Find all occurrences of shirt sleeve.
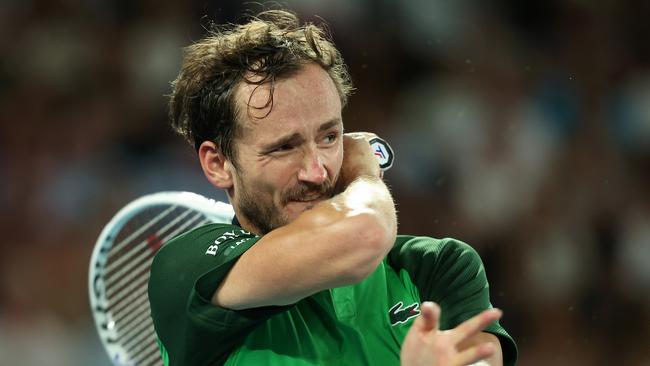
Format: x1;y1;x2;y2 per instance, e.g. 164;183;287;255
388;236;518;366
148;223;291;366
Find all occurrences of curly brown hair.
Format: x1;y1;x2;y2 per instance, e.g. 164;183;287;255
168;9;353;164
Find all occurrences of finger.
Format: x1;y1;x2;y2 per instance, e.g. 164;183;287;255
415;301;439;332
344;132;376;141
454;342;496;366
409;306;426;332
451;308;502;344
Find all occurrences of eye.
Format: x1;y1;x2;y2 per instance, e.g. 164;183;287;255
273;144;294;153
323;132;339;144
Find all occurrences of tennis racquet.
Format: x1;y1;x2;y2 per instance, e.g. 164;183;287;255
88;138;394;365
88;192;235;366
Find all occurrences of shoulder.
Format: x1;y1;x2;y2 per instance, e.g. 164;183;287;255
392;235;481;263
148;222;260;311
389;235;486;293
147;224;267;365
150;223;260;291
153;223;257;264
160;223;255;251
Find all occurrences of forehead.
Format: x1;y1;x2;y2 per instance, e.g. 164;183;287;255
233;63;343;142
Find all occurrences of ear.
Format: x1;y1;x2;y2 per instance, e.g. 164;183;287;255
198;141;234;189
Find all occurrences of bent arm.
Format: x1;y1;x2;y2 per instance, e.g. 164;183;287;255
213;174;397;309
389;237;518;365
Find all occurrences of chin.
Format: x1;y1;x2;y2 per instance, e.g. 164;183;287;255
284;207;305;222
284;201;317;221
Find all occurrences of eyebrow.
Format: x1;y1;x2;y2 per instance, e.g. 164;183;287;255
261;118;342;152
317;118;342;133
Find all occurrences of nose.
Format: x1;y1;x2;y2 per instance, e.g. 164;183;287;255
297;148;328;185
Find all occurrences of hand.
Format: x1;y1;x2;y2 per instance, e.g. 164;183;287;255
401;302;502;366
337;132;383;191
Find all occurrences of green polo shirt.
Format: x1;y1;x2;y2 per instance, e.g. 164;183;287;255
148;224;517;365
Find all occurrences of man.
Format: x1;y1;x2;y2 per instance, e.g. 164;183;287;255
148;9;517;366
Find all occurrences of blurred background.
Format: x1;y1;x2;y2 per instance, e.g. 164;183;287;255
1;0;649;365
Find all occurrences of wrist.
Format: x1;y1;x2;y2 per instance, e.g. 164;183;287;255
337;166;381;191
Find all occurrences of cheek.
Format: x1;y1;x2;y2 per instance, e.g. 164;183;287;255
329;144;344;179
234;170;264;201
243;164;294;201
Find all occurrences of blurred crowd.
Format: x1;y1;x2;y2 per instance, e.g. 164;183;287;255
1;0;649;365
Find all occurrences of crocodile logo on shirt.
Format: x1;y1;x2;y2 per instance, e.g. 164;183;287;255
389;301;420;326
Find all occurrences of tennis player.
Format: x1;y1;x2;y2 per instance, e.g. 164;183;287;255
148;9;517;366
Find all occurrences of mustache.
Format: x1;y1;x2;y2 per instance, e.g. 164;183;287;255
281;180;335;205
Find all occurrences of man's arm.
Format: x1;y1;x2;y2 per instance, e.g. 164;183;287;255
388;237;518;365
213;133;397;310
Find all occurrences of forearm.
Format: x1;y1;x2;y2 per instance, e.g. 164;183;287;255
214;174;397;309
284;173;397;282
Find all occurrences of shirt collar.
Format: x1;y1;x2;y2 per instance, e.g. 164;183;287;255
231;215;241;227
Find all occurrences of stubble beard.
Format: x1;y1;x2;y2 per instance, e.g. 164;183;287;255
238;182;286;235
236;175;335;235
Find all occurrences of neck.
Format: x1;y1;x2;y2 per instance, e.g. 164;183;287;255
227;191;263;235
232;210;263;236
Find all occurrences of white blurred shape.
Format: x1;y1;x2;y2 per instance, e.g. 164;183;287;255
124;20;186;98
524;227;595;302
618;207;650;294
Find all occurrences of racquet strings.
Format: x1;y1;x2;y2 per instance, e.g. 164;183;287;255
101;204;213;366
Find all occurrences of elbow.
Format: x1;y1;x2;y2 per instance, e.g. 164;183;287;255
364;213;396;255
340;213;396;282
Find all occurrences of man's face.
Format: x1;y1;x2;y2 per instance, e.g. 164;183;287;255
229;63;344;234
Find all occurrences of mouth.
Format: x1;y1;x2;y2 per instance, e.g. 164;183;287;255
285;195;325;208
289;196;323;204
